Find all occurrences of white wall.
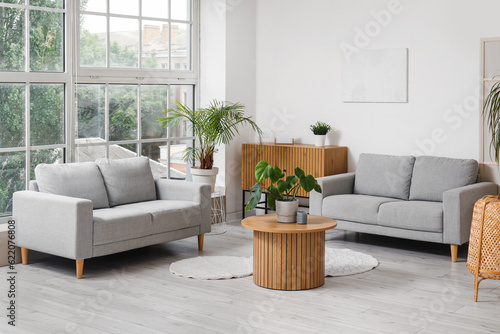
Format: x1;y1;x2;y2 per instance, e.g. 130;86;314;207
200;0;258;219
254;0;500;171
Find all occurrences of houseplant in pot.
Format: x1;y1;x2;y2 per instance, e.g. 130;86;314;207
309;121;332;147
484;80;500;163
245;160;322;223
159;100;262;192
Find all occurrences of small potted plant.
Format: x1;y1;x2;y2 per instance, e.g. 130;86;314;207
159;100;262;192
245;160;322;223
309;121;332;147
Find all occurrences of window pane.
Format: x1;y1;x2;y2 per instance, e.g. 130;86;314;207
76;84;105;140
169;85;193;137
0;152;25;217
110;143;137;159
80;15;106;67
141;141;169;178
171;0;190;20
169;140;191;180
170;23;190;70
109;0;138;16
0;7;25;71
80;0;106;12
0;0;25;4
30;0;64;9
141;85;168;139
30;148;64;180
109;85;137;141
142;0;168;19
0;84;25;148
110;17;139;68
30;10;64;72
142;20;169;69
30;83;64;146
75;145;105;162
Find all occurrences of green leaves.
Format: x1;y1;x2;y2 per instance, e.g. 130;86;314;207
484;80;500;163
245;182;263;212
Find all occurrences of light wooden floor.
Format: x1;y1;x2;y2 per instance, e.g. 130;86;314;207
1;220;500;334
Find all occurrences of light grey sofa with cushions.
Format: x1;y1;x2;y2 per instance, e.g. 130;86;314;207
13;157;211;278
310;154;498;261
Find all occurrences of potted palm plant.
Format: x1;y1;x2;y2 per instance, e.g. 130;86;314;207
159;100;262;192
484;80;500;163
310;121;332;146
245;160;322;223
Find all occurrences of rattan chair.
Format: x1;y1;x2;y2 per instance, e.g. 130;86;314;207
467;195;500;302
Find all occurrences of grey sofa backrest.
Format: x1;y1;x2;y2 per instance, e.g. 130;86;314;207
354;153;416;200
409;156;479;202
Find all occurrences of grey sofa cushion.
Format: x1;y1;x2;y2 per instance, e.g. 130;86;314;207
378;201;443;232
322;194;401;225
409;156;478;202
96;157;156;207
93;200;200;245
35;162;109;209
354;153;416;200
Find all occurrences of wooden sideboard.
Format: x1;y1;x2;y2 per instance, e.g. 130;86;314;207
242;143;348;199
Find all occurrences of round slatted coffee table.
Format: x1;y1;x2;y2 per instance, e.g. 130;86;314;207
242;214;337;290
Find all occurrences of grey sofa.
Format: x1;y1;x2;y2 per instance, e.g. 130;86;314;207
310;154;498;261
13;157;211;278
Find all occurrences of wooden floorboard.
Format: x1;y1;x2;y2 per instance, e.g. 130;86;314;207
0;220;499;333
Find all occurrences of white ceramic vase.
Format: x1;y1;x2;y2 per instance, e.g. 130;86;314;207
190;166;219;192
276;199;299;223
315;135;326;146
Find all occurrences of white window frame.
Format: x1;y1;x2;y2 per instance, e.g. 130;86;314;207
0;0;200;218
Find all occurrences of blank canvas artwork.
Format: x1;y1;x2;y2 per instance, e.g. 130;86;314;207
342;48;408;103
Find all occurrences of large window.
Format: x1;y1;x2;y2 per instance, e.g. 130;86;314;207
0;0;198;217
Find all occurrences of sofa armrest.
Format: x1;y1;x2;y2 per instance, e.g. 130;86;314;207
310;173;355;215
13;191;93;260
155;179;211;234
443;182;498;245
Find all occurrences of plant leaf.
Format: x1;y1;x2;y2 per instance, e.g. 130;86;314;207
294;167;305;179
267;185;281;211
269;166;283;183
245;182;263;211
313;183;322;194
300;174;317;193
254;160;270;182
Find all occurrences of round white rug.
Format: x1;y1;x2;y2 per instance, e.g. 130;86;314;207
170;248;378;280
324;248;378;277
170;256;253;280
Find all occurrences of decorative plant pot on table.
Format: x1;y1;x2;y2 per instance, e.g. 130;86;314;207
245;160;322;223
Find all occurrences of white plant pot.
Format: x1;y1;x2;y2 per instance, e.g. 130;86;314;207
315;135;326;147
276;199;299;223
190;166;219;192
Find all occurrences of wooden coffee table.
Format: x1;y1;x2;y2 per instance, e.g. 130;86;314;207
242;214;337;290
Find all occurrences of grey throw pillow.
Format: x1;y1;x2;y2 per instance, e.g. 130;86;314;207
95;157;156;207
354;153;416;200
409;156;478;202
35;162;110;209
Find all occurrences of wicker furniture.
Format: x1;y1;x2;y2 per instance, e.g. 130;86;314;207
242;214;337;290
467;195;500;302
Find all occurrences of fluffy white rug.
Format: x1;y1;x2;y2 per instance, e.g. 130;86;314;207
324;248;378;277
170;256;253;280
170;248;378;280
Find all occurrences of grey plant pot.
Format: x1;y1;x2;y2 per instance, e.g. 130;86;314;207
276;199;299;223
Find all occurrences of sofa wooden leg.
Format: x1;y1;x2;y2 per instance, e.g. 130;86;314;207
450;244;458;262
21;248;28;265
76;259;84;279
198;234;204;251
